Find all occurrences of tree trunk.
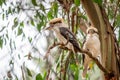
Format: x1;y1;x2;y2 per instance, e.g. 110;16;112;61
81;0;120;79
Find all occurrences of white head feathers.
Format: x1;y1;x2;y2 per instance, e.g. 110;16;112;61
86;26;98;34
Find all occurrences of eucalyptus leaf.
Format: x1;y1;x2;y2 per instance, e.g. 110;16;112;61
31;0;37;6
118;26;120;45
20;22;24;27
37;23;42;32
2;13;4;20
17;27;23;36
74;0;80;6
0;37;3;48
116;15;120;27
31;19;35;26
36;73;43;80
47;10;53;20
93;0;102;6
0;0;5;6
40;3;45;13
12;17;18;30
8;7;12;14
53;2;58;17
43;72;47;80
28;37;32;43
26;68;32;77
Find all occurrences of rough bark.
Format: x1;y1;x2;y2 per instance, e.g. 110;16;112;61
81;0;120;80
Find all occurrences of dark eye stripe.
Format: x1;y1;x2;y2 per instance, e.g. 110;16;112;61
51;21;62;24
88;29;98;34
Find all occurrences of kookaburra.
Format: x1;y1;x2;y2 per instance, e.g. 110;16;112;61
82;26;101;78
45;18;101;78
46;18;81;53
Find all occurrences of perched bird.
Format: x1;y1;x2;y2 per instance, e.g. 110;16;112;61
45;18;81;53
45;18;101;79
82;26;101;78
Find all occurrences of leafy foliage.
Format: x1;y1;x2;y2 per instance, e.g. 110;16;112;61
0;0;119;80
31;0;37;6
0;37;3;48
0;0;5;6
26;68;32;77
92;0;102;6
36;73;43;80
74;0;80;6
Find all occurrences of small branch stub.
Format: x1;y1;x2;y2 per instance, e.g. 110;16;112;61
44;42;110;76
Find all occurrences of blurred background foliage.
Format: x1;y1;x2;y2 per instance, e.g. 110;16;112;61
0;0;119;80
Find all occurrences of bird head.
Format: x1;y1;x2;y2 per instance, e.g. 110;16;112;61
86;26;98;34
46;18;64;30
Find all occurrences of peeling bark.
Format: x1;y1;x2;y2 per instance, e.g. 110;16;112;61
81;0;120;79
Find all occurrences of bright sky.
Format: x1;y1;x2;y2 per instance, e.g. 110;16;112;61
0;0;52;79
0;0;119;80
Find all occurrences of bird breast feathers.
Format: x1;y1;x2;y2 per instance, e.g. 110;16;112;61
85;34;100;48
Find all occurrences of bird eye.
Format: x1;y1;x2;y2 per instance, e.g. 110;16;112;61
93;30;95;33
88;29;95;34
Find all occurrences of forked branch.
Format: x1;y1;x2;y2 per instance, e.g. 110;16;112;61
44;42;111;75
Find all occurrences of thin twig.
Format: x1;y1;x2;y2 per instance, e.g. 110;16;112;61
21;66;25;80
63;51;71;80
44;42;110;75
44;42;66;59
46;69;50;80
113;0;120;27
79;49;110;74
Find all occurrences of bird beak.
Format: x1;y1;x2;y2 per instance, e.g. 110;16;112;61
45;26;52;30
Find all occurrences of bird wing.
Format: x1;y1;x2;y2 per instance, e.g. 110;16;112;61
59;27;80;51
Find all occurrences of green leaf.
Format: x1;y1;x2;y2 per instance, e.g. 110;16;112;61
116;15;120;27
47;10;53;20
93;0;102;6
0;0;2;5
0;37;3;48
37;18;44;31
74;0;80;6
86;73;89;79
110;0;114;3
118;28;120;45
14;17;17;23
31;19;35;26
43;72;47;80
6;33;9;39
0;0;5;6
9;60;13;65
17;27;23;36
0;26;5;32
2;14;4;20
26;68;32;77
28;37;32;43
12;17;18;30
20;22;24;27
78;13;87;21
31;0;37;6
36;73;43;80
18;54;21;59
53;2;58;17
17;6;20;13
8;7;12;14
75;69;79;80
37;23;42;32
70;64;77;71
40;3;45;13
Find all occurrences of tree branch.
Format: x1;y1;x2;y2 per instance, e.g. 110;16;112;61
81;0;100;29
44;42;110;75
44;42;71;59
79;48;110;74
